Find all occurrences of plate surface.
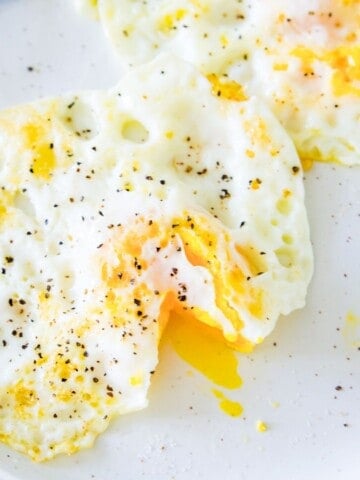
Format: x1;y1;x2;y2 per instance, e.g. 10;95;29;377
0;1;359;479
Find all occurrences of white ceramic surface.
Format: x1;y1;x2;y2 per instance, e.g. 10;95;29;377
0;1;359;479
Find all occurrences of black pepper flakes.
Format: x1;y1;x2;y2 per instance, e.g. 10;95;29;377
220;189;231;199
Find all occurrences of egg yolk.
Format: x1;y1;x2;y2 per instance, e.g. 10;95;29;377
164;311;242;389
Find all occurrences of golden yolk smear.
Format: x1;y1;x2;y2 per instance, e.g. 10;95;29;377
300;155;315;171
22;123;56;180
212;389;243;417
343;311;360;348
164;311;242;389
299;144;348;168
106;210;260;352
207;74;247;102
0;203;7;224
292;45;360;97
342;0;360;6
256;420;268;432
158;9;187;33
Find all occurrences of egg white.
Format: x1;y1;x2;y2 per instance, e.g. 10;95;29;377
0;55;312;460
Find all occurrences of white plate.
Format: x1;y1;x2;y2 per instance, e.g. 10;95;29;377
0;1;359;479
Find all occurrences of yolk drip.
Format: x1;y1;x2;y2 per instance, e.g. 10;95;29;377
164;311;242;389
300;155;315;171
212;389;243;417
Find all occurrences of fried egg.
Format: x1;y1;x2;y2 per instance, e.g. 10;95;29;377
89;0;360;165
0;55;312;461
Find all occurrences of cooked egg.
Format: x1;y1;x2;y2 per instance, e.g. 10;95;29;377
91;0;360;165
0;55;312;461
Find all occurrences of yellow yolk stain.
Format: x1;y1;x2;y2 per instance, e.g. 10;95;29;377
158;9;187;33
22;123;56;180
343;311;360;348
273;63;288;71
300;155;315;171
212;389;243;417
299;141;353;167
103;210;259;354
207;74;247;102
342;0;360;6
220;34;229;47
130;375;144;386
292;45;360;97
256;420;268;432
164;312;242;389
189;0;209;14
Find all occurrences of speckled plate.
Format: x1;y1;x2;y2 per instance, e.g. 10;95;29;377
0;1;359;479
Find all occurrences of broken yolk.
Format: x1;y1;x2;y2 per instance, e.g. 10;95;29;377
164;311;242;389
163;311;244;418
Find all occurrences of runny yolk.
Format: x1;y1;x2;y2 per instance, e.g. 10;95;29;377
212;389;243;417
164;311;242;389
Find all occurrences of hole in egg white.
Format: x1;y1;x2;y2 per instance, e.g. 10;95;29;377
61;97;99;140
275;245;295;269
121;118;149;144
